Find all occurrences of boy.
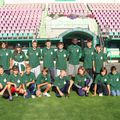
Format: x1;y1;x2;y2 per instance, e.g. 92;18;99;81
0;42;12;75
93;44;107;78
36;68;51;97
22;64;36;98
0;65;12;101
27;40;41;78
8;66;26;99
55;42;68;76
93;67;110;96
108;66;120;96
42;40;55;82
53;70;73;97
67;38;82;77
83;39;94;78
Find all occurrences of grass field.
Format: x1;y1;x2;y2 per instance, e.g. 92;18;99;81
0;92;120;120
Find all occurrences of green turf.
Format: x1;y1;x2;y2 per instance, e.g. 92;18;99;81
0;92;120;120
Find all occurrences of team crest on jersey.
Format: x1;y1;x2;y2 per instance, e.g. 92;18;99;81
101;56;103;60
20;55;23;58
17;80;20;83
91;52;94;55
36;53;38;56
4;79;7;82
64;54;66;57
116;78;119;82
104;78;107;82
77;49;79;52
64;81;66;85
6;53;8;56
51;52;53;55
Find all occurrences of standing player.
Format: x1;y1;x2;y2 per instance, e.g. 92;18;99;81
12;43;26;74
42;40;55;82
67;38;82;77
0;42;12;75
83;39;94;78
27;40;41;78
55;42;68;76
93;44;107;78
36;68;51;97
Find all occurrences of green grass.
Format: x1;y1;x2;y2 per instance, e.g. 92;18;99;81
0;92;120;120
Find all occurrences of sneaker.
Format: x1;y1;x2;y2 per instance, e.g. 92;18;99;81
31;95;36;99
99;93;103;96
43;92;51;97
9;96;13;101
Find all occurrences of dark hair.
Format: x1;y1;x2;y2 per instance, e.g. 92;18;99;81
100;67;107;75
1;42;8;48
95;44;100;47
0;65;3;69
12;65;19;71
111;66;117;72
42;67;49;73
46;40;51;43
87;39;92;43
57;42;64;47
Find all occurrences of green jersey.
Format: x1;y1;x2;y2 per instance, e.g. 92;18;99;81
55;49;68;70
67;44;82;65
27;47;41;68
0;49;12;70
42;47;55;69
0;73;8;87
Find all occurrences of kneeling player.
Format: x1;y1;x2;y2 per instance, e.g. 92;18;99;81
22;64;36;98
0;66;12;101
93;67;110;96
53;70;73;97
36;68;51;97
8;66;26;99
74;66;93;96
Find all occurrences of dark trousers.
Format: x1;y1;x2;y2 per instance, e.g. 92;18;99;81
86;68;93;79
25;83;36;98
0;89;9;99
73;80;90;96
53;81;70;97
97;82;109;95
48;68;55;84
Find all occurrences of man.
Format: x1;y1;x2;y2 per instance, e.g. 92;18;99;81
42;40;55;83
53;70;73;97
36;68;52;97
83;39;94;78
67;38;82;77
27;40;41;78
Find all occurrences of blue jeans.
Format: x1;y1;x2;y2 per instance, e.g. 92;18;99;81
25;83;36;98
111;90;120;96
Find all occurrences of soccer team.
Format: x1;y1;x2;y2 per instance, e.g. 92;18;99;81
0;38;120;101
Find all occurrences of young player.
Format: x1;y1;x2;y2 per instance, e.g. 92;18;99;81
93;67;110;96
27;40;41;78
36;68;52;97
108;66;120;96
53;70;73;97
42;40;55;82
93;44;107;78
12;43;26;74
22;64;36;98
0;65;13;101
55;42;68;76
0;42;12;75
74;66;93;96
67;38;82;77
8;66;26;99
83;39;94;78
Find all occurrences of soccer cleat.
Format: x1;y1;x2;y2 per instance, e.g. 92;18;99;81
31;95;36;99
43;92;51;97
99;93;103;96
